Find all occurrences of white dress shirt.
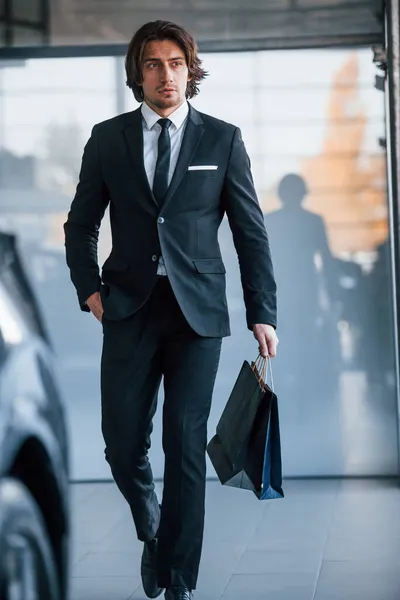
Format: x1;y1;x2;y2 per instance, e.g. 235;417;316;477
141;101;189;276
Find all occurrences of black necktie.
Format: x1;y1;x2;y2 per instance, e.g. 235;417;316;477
153;118;172;205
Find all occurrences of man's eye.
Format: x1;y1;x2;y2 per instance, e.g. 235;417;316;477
173;61;182;67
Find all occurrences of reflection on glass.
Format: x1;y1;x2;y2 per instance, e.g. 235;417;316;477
266;173;339;400
12;0;42;22
11;26;44;47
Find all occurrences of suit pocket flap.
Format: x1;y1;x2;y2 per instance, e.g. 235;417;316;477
193;258;226;274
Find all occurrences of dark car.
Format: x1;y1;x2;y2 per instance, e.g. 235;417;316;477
0;232;69;600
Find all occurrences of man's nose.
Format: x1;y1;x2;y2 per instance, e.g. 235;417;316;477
160;65;173;82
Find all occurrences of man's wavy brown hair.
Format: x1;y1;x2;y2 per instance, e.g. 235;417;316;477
125;20;207;102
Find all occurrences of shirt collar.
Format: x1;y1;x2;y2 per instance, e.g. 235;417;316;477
141;100;189;132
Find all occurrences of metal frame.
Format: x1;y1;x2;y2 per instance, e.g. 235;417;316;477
0;34;383;61
3;0;12;46
0;0;49;46
385;0;400;474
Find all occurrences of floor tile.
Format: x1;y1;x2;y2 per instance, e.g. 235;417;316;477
127;585;149;599
71;542;100;566
323;534;400;562
221;573;316;600
234;549;322;574
314;560;400;600
69;479;400;600
197;544;246;599
96;517;143;553
71;514;126;545
69;576;139;600
70;483;99;507
73;551;141;578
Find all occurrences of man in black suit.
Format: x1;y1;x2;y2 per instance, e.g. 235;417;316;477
64;20;278;600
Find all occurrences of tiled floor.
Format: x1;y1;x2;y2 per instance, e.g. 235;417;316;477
70;479;400;600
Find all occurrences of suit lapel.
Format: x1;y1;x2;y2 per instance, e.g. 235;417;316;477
162;105;204;211
122;108;159;209
122;105;204;212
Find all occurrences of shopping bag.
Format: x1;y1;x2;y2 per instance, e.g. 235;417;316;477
207;355;284;500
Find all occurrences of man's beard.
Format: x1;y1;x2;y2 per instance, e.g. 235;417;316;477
145;93;182;110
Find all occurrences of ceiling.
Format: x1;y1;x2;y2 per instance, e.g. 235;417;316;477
50;0;385;50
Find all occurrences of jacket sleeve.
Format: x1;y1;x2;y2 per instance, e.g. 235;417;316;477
222;127;277;330
63;125;110;311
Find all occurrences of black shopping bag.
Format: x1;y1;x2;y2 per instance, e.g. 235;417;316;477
207;355;284;500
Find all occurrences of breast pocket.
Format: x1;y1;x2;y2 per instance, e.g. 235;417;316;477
187;167;220;179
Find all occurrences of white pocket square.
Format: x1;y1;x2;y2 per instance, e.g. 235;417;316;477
188;165;218;171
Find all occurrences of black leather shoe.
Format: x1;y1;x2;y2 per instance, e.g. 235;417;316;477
165;587;193;600
141;538;164;598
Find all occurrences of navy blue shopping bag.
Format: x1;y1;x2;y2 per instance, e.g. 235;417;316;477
207;355;284;500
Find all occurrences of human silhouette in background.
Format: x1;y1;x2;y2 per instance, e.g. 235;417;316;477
265;174;340;413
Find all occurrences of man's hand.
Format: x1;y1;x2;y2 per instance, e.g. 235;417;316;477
253;324;279;358
86;291;104;323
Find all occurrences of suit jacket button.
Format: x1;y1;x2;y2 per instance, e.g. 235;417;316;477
157;217;165;224
152;255;158;262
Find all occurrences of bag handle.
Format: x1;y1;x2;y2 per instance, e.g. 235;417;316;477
251;354;275;392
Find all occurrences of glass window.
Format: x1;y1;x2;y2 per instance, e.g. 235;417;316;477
11;0;42;22
11;25;44;46
0;22;6;45
3;56;115;92
0;49;396;481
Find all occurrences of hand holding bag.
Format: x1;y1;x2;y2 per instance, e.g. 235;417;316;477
207;355;284;500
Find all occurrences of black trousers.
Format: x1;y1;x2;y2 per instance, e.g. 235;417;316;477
100;277;222;590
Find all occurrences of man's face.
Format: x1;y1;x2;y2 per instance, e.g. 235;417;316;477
140;39;190;115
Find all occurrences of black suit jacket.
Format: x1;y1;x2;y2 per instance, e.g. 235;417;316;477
64;104;277;337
